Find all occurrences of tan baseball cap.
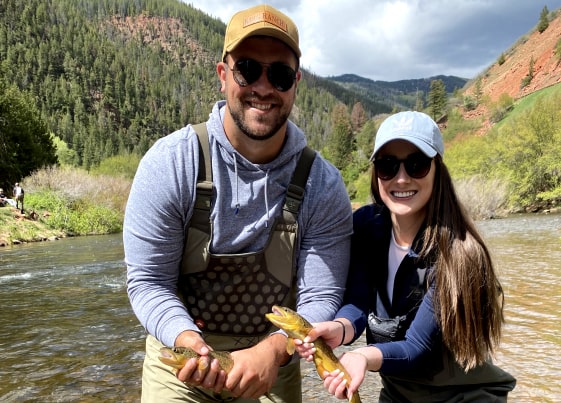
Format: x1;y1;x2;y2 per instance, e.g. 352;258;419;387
222;4;301;60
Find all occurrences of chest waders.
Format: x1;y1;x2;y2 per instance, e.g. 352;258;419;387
178;123;316;351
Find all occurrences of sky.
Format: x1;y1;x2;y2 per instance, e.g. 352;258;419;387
182;0;561;81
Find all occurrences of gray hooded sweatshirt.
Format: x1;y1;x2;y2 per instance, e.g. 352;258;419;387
124;101;353;347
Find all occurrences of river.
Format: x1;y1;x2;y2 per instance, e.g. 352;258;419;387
0;213;560;402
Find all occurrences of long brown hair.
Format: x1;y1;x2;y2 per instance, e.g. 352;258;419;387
371;156;504;370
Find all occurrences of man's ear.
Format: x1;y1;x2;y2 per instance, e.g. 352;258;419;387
216;62;227;92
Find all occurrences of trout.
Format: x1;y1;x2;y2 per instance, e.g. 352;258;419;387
265;305;362;403
159;346;234;373
159;346;277;402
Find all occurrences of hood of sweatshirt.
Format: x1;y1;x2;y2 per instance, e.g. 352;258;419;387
204;101;309;253
207;100;307;170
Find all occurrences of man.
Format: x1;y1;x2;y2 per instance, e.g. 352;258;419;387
13;182;24;213
124;4;353;402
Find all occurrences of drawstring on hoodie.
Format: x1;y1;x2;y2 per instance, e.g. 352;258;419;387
232;153;270;227
264;170;270;228
233;153;240;215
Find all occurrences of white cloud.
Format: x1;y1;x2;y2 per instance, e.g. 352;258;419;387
182;0;561;81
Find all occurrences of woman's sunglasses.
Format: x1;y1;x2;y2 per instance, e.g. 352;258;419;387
228;59;297;92
374;153;433;181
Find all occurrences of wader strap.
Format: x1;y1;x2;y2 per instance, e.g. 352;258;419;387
191;123;212;233
191;122;316;221
193;122;211;183
284;146;315;215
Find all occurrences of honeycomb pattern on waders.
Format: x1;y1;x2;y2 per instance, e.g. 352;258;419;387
184;252;291;335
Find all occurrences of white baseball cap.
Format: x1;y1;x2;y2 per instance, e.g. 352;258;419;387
370;111;444;160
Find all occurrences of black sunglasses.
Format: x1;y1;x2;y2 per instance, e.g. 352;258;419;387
374;153;433;181
228;58;297;92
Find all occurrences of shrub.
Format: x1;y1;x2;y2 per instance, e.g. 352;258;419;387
90;154;141;180
24;165;131;213
454;176;509;219
463;95;477;111
520;75;532;89
20;166;130;235
492;93;561;207
497;53;506;66
555;38;561;61
489;93;514;123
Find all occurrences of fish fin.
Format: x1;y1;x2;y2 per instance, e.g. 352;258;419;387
286;338;296;355
197;358;209;371
158;357;184;369
313;356;327;379
316;365;327;379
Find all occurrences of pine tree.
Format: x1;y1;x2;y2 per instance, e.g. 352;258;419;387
328;103;354;170
538;6;549;33
350;102;366;133
428;79;447;121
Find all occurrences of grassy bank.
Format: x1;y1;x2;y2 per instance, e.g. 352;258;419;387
0;206;66;246
0;166;130;247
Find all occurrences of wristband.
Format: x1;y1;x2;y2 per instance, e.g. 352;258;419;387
334;319;346;346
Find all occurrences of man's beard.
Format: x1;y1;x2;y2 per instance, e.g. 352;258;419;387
229;98;290;141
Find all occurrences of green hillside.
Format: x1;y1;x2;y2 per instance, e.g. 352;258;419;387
1;0;560;229
0;0;392;170
445;84;561;214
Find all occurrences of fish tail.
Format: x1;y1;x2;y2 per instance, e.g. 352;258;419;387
349;391;362;403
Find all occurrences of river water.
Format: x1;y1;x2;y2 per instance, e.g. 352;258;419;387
0;213;560;402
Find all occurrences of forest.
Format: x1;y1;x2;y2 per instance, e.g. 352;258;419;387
0;0;394;175
1;0;561;243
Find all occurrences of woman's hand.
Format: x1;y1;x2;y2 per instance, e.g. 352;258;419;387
293;321;345;361
294;319;351;363
323;351;368;400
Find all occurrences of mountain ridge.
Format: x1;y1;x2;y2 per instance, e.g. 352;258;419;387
326;73;467;110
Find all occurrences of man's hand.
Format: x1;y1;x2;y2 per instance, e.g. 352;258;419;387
226;333;289;399
174;330;228;394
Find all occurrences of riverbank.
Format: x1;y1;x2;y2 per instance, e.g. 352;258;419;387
2;200;558;248
0;206;66;247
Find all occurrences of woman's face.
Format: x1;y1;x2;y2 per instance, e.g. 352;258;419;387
375;140;435;223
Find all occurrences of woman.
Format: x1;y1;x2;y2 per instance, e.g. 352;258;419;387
296;111;516;402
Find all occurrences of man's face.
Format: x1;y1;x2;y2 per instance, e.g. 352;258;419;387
218;36;300;141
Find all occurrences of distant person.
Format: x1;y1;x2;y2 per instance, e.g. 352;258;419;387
13;182;24;213
295;111;516;402
123;4;353;402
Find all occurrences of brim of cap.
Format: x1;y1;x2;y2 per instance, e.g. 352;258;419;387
222;26;301;59
370;136;438;161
